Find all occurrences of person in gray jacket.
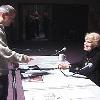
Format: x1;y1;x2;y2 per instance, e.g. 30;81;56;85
0;5;33;100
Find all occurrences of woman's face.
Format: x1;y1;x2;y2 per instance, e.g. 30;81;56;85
84;39;94;52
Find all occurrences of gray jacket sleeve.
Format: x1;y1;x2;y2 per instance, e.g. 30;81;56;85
0;26;28;63
0;43;27;63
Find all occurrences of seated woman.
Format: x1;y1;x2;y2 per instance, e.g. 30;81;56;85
58;32;100;87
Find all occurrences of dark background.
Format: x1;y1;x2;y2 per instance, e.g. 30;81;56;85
0;0;100;45
0;0;100;63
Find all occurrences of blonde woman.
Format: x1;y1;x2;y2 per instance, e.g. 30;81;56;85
59;32;100;86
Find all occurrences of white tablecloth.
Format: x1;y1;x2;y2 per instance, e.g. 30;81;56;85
20;56;100;100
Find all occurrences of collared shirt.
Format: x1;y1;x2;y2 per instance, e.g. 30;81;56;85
0;24;7;45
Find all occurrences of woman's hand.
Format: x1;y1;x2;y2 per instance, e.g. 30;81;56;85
58;63;71;69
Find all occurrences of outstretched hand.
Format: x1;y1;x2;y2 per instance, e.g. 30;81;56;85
23;55;34;63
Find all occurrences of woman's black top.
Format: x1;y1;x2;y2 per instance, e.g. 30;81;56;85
69;47;100;86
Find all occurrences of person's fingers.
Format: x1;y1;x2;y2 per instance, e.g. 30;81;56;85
58;64;70;69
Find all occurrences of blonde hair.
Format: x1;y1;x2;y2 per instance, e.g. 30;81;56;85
85;32;100;47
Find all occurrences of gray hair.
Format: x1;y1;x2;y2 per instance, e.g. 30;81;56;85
0;5;16;14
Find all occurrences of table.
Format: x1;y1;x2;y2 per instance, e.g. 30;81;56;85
19;56;100;100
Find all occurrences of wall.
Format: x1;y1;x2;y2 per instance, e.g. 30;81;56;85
16;0;90;4
1;0;100;43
